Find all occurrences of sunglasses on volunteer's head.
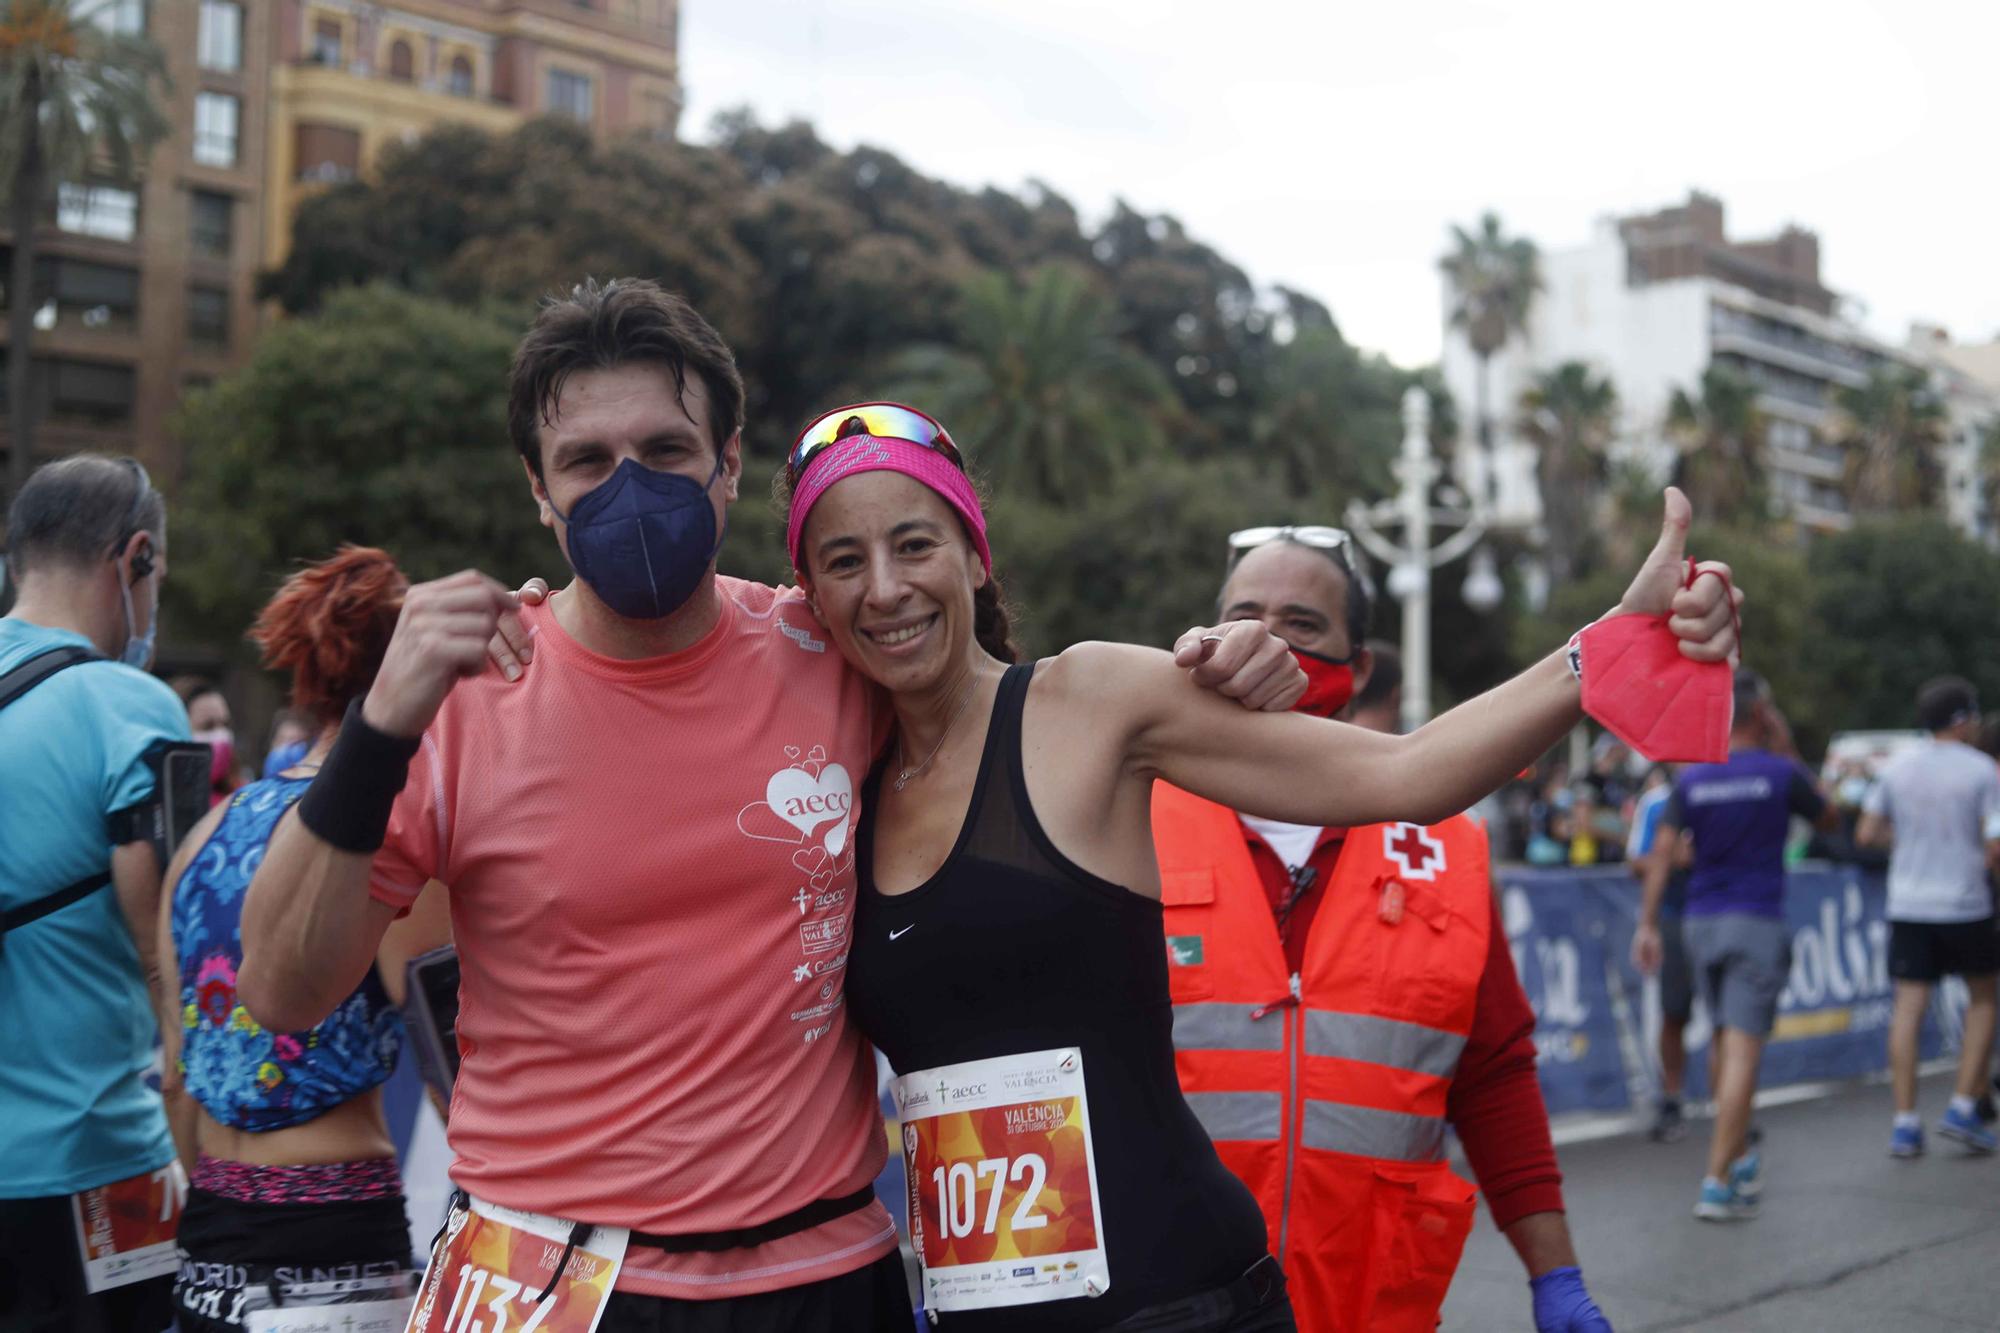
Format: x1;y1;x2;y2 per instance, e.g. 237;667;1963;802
787;402;965;485
1226;525;1374;599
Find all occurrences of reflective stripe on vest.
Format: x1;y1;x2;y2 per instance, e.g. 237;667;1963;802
1183;1090;1283;1142
1172;1002;1284;1052
1301;1099;1447;1163
1303;1009;1466;1079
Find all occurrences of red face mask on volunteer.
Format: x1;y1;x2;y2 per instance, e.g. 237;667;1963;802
1290;647;1356;718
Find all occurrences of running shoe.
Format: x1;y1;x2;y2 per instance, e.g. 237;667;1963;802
1889;1122;1925;1158
1694;1179;1757;1221
1728;1147;1762;1201
1938;1105;1998;1154
1648;1099;1687;1143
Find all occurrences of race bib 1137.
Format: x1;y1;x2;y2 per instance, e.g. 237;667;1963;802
404;1196;627;1333
893;1048;1109;1313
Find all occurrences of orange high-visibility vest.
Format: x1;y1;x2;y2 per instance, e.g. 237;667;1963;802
1153;784;1491;1333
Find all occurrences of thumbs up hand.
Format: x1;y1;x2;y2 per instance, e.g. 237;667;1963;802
1611;488;1742;664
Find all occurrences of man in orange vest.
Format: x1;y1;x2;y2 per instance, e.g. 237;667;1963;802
1154;527;1611;1333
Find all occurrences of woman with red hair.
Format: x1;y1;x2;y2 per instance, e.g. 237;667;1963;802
157;547;448;1333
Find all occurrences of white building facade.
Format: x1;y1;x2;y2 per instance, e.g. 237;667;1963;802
1442;193;1996;542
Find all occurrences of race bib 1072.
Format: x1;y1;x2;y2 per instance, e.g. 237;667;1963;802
893;1048;1109;1313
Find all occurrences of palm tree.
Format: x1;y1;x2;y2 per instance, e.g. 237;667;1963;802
1517;361;1617;586
1439;212;1541;510
1665;364;1768;527
1;0;167;505
888;263;1175;504
1834;363;1946;517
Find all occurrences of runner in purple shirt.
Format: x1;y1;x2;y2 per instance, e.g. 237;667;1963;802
1636;671;1830;1223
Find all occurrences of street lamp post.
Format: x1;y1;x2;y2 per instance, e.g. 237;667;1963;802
1347;386;1494;731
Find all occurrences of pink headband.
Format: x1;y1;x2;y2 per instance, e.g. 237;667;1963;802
787;435;992;575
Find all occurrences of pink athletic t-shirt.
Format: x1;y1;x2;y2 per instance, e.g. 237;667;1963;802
369;579;896;1298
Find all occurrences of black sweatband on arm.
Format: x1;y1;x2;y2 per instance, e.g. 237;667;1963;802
297;699;423;853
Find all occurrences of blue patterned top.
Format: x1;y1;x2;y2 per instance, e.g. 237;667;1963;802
172;776;404;1131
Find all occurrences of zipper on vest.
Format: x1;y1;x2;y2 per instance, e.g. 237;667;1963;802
1278;970;1301;1257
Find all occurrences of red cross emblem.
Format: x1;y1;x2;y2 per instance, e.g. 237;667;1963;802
1383;823;1446;882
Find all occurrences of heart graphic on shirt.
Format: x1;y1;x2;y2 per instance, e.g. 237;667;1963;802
766;763;854;857
784;746;802;761
792;846;835;892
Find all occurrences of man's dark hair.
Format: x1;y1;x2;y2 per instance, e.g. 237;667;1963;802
4;453;163;580
1353;638;1401;713
1917;676;1979;734
1732;668;1770;722
507;278;745;479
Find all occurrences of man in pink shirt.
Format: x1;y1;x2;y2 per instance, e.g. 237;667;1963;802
237;279;1299;1332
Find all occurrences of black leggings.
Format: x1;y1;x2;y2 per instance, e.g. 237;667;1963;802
172;1187;414;1332
0;1194;173;1333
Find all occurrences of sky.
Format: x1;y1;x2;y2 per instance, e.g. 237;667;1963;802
679;0;2000;369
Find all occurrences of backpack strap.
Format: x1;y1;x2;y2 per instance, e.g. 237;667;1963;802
0;645;102;712
0;645;112;954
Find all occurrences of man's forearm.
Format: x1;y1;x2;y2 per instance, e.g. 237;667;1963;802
237;808;391;1032
1504;1209;1580;1279
1393;652;1582;826
111;842;169;1021
1638;847;1671;926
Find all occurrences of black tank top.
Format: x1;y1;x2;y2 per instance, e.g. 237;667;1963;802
848;663;1269;1330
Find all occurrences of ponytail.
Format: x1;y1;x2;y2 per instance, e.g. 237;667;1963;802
973;575;1021;664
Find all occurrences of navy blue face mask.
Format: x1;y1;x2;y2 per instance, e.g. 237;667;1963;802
550;455;727;620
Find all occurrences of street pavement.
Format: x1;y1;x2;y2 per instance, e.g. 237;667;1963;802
1440;1071;2000;1331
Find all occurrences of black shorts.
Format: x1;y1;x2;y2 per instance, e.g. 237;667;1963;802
0;1193;174;1333
597;1250;912;1333
1888;917;2000;983
172;1187;413;1333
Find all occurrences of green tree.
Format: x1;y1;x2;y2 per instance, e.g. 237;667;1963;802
988;454;1297;654
1;0;167;505
888;264;1176;504
1666;364;1768;526
171;286;545;651
1808;515;2000;733
1439;213;1540;504
1834;363;1946;517
1248;323;1401;499
1517;361;1618;587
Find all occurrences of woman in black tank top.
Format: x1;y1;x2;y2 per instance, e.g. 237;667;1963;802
780;402;1742;1329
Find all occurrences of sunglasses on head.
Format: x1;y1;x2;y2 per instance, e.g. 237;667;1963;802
1226;525;1372;597
787;402;964;484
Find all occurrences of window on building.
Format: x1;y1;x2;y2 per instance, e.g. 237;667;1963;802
87;0;145;35
197;1;242;71
190;190;233;258
56;182;139;242
188;286;230;346
193;91;240;167
293;122;361;182
33;259;141;333
312;17;343;65
387;39;414;82
546;69;593;122
48;359;138;425
448;55;474;96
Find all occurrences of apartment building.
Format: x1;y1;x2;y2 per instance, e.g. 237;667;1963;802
1;0;681;489
1441;192;1994;538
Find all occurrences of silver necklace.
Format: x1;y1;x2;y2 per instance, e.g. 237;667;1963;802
893;679;981;792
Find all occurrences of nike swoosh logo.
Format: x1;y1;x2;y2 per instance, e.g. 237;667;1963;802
889;925;915;941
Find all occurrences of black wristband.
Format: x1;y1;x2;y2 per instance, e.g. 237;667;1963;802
297;700;423;853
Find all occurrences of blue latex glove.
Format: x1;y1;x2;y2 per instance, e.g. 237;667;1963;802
1531;1266;1612;1332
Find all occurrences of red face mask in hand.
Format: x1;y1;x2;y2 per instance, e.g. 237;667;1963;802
1577;563;1735;763
1291;647;1356;718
